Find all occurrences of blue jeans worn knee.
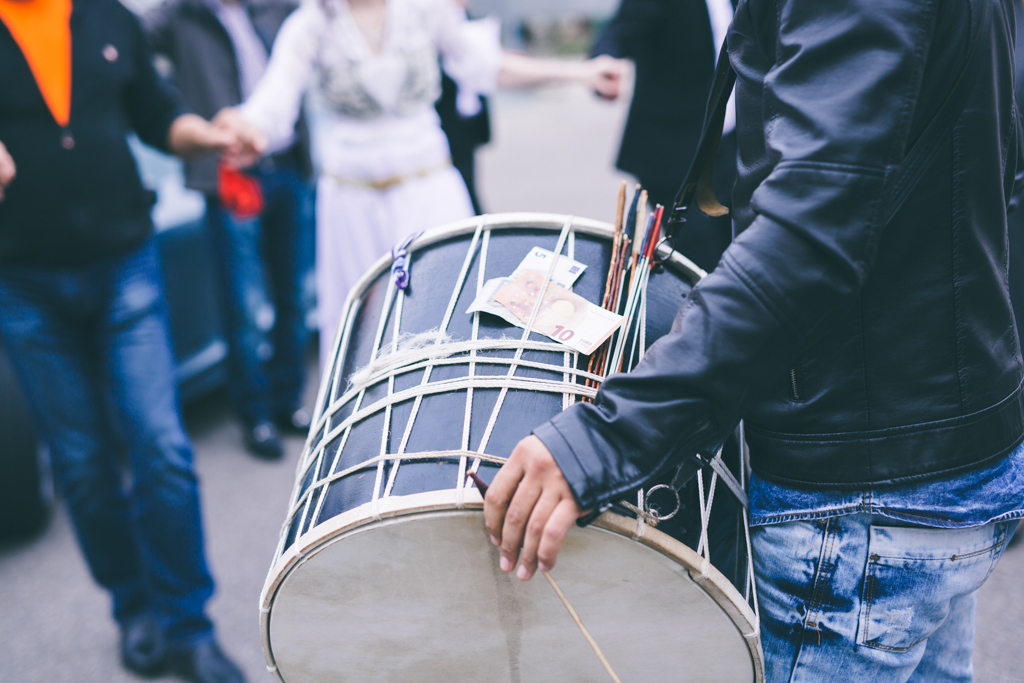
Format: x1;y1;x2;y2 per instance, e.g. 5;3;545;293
753;513;1014;683
0;241;214;646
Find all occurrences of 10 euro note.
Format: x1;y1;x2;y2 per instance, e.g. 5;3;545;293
464;246;589;323
492;270;624;355
465;276;522;326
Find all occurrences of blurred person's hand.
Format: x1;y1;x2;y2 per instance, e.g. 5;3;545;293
483;435;582;582
0;141;15;202
213;108;267;169
498;53;627;96
586;55;626;100
167;113;240;158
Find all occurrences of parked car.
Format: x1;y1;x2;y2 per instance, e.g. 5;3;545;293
0;141;227;540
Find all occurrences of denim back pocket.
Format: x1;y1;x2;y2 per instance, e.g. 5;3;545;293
856;522;1008;652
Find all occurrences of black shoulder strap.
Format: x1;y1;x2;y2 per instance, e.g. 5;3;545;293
666;0;987;236
666;39;735;232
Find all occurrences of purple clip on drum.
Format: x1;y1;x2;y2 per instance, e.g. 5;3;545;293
259;213;764;682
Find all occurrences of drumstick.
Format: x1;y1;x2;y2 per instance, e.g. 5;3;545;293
468;472;624;683
588;229;632;394
586;182;629;398
540;572;623;683
586;182;633;397
644;204;665;259
611;212;654;373
620;205;665;371
602;180;627;310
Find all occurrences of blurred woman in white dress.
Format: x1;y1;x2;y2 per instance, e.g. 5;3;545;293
219;0;623;363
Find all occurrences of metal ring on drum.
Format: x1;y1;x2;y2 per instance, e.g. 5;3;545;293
260;213;764;682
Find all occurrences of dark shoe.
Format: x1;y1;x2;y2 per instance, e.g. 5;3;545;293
244;421;283;459
166;639;246;683
275;406;312;435
120;615;165;677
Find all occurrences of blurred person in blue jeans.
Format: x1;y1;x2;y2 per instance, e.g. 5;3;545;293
144;0;315;459
482;0;1024;681
0;0;245;681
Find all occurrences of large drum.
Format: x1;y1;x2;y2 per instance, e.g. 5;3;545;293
260;213;763;682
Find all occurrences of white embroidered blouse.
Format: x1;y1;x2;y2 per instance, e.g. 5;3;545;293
241;0;501;181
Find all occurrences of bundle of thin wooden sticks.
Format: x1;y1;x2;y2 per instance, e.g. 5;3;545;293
583;181;665;399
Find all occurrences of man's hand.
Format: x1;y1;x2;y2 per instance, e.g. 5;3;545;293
483;435;582;581
585;55;626;100
0;141;15;202
497;53;626;100
213;108;267;169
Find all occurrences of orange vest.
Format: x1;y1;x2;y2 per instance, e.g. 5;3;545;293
0;0;73;126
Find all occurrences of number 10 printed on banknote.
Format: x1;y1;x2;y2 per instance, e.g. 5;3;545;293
493;270;624;355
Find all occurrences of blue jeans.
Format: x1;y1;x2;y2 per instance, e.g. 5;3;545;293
753;514;1015;682
0;242;214;646
206;166;314;425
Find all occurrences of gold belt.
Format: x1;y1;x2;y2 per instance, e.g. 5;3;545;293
328;159;452;191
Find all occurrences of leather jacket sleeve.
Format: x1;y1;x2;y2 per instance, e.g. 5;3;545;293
535;0;950;510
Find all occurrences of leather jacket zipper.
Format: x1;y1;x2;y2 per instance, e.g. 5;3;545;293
790;367;801;401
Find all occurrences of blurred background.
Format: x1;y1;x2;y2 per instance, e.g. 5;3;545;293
1;1;1022;681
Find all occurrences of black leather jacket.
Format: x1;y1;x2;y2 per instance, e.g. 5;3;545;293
535;0;1024;509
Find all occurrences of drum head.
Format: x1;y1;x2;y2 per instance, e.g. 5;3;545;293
267;510;759;682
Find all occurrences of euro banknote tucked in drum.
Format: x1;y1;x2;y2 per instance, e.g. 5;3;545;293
493;270;624;355
466;246;623;354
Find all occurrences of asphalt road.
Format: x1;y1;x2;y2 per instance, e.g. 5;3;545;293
2;84;1023;682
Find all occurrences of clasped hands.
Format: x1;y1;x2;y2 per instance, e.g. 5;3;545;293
160;109;263;166
179;108;267;168
155;108;265;168
211;108;267;169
